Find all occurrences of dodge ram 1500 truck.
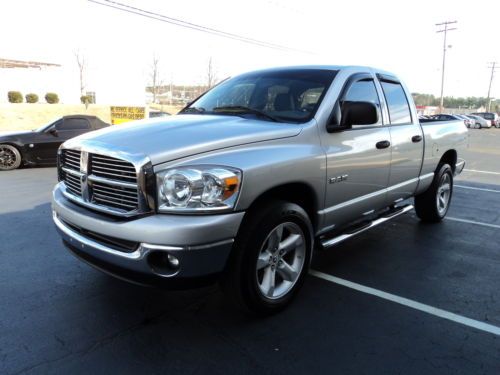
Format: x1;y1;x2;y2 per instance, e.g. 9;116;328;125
52;66;467;314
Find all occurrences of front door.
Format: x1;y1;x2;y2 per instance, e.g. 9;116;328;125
33;120;64;162
37;118;91;163
320;74;392;229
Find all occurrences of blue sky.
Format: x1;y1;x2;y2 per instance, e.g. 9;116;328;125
1;0;499;103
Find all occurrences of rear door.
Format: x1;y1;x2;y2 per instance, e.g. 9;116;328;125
377;75;424;203
321;73;392;227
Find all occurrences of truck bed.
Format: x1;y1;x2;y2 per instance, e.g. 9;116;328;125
419;119;468;177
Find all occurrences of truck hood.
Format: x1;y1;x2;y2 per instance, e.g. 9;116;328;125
64;115;302;165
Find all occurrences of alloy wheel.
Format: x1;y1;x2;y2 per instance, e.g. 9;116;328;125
436;173;451;215
256;222;306;300
0;146;18;170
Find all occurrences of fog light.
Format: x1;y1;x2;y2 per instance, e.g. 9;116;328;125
167;254;180;269
148;251;181;277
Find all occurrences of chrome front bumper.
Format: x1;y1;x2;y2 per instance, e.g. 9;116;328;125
52;185;244;286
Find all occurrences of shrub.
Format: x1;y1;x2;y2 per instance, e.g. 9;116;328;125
25;93;39;103
45;92;59;104
8;91;23;103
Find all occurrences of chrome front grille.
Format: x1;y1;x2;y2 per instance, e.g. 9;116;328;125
91;181;139;211
59;149;145;216
63;149;81;170
64;172;83;196
61;150;82;196
90;154;137;182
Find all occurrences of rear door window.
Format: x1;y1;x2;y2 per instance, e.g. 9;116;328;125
380;81;412;125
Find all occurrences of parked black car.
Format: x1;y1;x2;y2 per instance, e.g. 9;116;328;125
149;110;171;118
0;115;109;170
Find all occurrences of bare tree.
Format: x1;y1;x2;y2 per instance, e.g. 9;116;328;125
150;55;163;104
206;57;218;89
75;51;86;97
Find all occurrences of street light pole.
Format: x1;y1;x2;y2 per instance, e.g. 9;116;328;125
436;21;457;114
486;62;497;112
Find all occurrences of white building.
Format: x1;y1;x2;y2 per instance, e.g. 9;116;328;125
0;58;146;105
0;58;68;103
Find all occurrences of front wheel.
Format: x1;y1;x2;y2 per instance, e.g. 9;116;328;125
414;163;453;222
222;201;313;315
0;144;22;171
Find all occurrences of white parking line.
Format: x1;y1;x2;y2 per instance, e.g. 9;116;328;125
463;169;500;175
445;217;500;229
309;270;500;336
455;185;500;193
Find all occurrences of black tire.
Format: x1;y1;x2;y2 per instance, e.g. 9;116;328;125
0;144;22;171
414;163;453;222
221;200;313;315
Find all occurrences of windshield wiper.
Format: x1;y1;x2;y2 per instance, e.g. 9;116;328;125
212;106;280;122
179;106;206;114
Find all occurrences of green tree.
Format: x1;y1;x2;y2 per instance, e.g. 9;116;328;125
411;93;498;112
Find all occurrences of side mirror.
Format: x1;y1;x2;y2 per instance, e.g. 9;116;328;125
341;101;378;127
49;128;59;137
327;101;378;132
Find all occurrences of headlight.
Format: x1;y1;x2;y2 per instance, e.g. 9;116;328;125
157;166;241;213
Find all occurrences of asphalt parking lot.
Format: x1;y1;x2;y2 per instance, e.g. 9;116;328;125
1;129;499;375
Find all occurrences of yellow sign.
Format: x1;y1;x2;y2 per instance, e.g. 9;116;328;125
110;106;145;125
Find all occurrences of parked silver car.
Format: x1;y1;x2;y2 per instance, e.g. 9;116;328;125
52;66;467;313
466;114;491;129
454;114;474;127
471;112;499;128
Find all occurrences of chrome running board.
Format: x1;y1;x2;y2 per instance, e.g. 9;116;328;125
320;204;414;249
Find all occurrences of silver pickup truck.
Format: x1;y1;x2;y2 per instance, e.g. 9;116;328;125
52;66;467;314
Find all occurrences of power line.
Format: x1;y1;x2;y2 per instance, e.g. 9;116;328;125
486;62;498;111
88;0;313;54
436;20;457;113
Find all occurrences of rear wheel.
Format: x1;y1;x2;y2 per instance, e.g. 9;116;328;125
0;145;22;171
222;201;313;315
414;163;453;222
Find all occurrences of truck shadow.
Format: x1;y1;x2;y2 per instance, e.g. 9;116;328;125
2;201;498;374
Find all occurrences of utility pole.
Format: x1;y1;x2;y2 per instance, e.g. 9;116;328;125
486;62;497;112
169;73;173;106
436;21;457;113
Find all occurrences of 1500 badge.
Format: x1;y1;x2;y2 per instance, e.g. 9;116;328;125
329;174;348;184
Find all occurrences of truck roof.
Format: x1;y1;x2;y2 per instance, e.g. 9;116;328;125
240;65;397;78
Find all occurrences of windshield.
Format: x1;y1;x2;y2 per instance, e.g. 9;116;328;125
35;118;59;132
181;69;337;123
